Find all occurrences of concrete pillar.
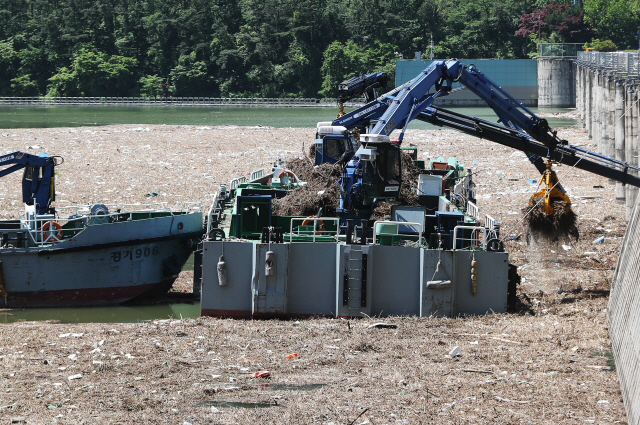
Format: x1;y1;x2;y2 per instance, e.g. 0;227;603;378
601;75;610;158
627;85;638;220
595;72;603;154
632;87;639;211
538;59;576;107
607;76;616;166
615;80;626;203
586;69;593;137
576;65;587;128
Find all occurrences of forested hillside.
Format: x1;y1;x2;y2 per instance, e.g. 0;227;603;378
0;0;637;98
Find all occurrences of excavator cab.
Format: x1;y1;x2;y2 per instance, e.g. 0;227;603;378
358;134;401;200
314;123;359;166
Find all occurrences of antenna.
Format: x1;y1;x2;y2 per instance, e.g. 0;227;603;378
430;34;434;60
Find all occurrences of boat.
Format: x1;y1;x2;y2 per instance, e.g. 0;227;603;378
0;202;203;307
196;153;516;319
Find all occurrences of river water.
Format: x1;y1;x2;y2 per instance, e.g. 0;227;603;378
0;105;578;323
0;105;578;129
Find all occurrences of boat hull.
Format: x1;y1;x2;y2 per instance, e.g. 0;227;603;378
199;241;510;319
0;212;203;308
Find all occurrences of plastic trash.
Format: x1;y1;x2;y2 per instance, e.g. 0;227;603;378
67;374;82;380
249;370;271;378
58;333;83;338
592;236;605;244
285;353;299;359
504;235;520;241
449;346;461;357
562;244;571;251
368;323;398;329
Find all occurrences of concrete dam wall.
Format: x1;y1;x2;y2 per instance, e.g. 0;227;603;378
577;51;640;425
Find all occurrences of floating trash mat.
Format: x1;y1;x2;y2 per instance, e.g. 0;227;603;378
252;383;327;391
196;400;281;409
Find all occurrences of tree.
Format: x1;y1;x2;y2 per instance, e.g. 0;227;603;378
139;74;165;97
47;48;138;96
169;53;214;96
583;0;640;49
516;4;592;44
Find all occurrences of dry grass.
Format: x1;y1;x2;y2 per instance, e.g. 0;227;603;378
0;121;628;424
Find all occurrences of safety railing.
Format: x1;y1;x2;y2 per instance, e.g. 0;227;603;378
230;176;248;191
576;51;640;76
538;43;583;58
466;201;480;221
452;225;486;250
0;97;350;107
484;214;500;240
250;169;265;181
289;217;339;242
372;221;423;246
8;203;198;248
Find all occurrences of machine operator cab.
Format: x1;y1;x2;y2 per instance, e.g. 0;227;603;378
357;133;401;200
314;122;359;166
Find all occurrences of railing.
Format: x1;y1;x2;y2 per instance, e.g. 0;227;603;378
538;43;583;58
484;214;500;240
452;225;486;250
250;169;265;181
230;176;248;191
466;201;480;221
0;97;365;107
289;217;339;242
1;203;195;249
576;51;640;76
372;221;423;246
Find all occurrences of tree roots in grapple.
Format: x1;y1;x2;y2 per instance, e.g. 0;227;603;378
522;196;579;241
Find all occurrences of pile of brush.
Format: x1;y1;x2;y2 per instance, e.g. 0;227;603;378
522;196;578;241
271;158;341;217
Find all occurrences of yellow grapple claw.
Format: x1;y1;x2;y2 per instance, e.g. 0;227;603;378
529;160;572;216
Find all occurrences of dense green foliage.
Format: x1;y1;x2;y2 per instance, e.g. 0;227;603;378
0;0;636;97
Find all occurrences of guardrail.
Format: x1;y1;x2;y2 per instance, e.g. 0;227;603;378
576;51;640;76
372;221;423;246
289;217;339;242
0;97;365;107
538;43;583;58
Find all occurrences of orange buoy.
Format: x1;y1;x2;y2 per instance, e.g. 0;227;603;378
42;221;63;243
301;216;324;235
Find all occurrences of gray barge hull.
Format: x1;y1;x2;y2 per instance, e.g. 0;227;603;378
200;241;508;319
1;212;203;308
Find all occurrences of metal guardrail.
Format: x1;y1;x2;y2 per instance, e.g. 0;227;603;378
372;221;423;246
452;225;486;250
538;43;583;58
0;97;363;107
289;217;339;242
576;51;640;76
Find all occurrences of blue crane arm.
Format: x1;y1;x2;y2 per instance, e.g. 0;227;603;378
331;59;564;150
0;151;57;214
417;105;640;187
332;60;463;138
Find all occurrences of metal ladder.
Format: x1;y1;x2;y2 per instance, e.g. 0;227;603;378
342;246;368;310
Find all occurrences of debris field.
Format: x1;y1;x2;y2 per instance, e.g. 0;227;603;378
0;121;627;424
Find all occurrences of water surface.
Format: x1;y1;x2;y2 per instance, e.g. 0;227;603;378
0;106;578;129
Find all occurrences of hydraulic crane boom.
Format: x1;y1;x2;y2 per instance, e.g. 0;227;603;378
0;151;59;215
416;106;640;187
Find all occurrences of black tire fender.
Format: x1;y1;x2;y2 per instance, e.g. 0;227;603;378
486;238;504;252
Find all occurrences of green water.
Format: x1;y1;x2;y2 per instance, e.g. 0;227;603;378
0;302;201;324
0;105;578;129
